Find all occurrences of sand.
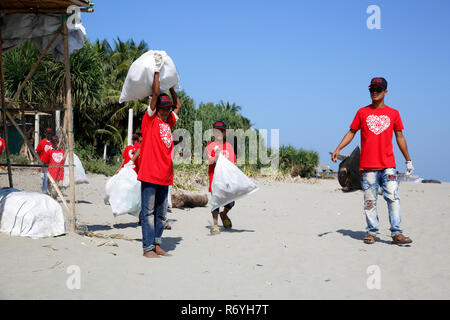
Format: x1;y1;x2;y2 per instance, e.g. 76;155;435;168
0;168;449;299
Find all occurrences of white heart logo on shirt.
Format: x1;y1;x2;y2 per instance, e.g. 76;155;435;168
366;115;391;135
52;152;63;163
159;123;173;148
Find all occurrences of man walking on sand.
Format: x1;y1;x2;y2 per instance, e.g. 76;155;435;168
35;128;54;193
332;77;414;245
137;52;181;258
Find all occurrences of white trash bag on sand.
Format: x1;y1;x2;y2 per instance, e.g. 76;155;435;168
63;153;90;187
104;164;141;217
0;188;65;238
119;50;180;103
210;154;259;211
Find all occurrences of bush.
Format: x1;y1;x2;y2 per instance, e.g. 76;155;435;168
279;145;319;178
74;142;117;176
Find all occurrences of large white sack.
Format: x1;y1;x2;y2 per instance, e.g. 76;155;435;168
104;165;141;217
0;188;65;238
119;50;180;103
210;154;259;211
63;153;90;187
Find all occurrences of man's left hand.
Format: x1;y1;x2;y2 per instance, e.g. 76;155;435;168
406;160;414;175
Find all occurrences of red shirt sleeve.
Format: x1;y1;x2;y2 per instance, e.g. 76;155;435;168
393;111;404;131
36;140;43;154
42;149;50;164
206;142;216;164
350;110;361;131
228;142;237;163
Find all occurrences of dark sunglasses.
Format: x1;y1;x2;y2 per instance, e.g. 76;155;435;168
369;87;384;93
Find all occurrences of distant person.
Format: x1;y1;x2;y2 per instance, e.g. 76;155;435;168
0;133;5;156
35;128;54;193
331;77;414;245
42;136;67;198
115;134;140;174
206;121;237;234
135;52;181;258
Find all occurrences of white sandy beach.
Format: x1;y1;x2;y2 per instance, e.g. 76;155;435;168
0;169;449;300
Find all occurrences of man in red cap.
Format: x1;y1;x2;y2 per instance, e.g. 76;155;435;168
35;128;54;193
135;52;181;258
332;77;414;245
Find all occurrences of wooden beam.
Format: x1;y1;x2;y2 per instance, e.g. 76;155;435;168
63;20;77;232
0;29;13;187
0;8;94;13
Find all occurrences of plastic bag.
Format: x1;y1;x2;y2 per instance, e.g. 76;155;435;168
119;50;180;103
63;153;90;187
104;165;141;217
210;154;259;211
0;188;65;238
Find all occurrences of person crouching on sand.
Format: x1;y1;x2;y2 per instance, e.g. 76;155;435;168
331;77;413;245
206;121;237;234
136;52;181;258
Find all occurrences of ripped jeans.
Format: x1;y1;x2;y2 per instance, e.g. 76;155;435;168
361;168;402;236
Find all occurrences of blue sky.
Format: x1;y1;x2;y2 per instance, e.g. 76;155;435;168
82;0;450;181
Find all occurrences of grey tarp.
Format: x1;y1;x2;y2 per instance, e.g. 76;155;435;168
0;13;86;61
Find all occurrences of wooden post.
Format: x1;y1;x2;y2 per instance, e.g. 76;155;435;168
63;20;77;232
34;114;40;151
128;108;133;146
0;29;13;187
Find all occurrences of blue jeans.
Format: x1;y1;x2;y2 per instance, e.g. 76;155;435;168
361;168;402;236
42;168;48;193
140;182;169;253
211;201;235;214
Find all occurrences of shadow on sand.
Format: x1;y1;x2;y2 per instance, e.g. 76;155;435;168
335;229;393;244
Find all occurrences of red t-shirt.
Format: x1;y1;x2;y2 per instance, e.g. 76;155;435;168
0;138;5;155
206;141;237;192
36;139;52;162
350;105;404;171
137;109;178;185
42;148;65;181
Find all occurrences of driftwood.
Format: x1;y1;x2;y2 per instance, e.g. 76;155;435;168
338;146;362;191
171;191;208;208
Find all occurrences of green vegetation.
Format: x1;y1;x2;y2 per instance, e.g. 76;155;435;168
3;38;320;180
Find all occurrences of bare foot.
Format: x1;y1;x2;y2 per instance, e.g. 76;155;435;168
143;250;161;258
154;245;172;257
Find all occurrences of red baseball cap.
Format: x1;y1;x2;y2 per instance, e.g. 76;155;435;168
369;77;388;90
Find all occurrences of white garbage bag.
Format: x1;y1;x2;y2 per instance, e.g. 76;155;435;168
119;50;180;103
0;188;65;238
63;153;90;187
104;165;141;217
210;154;259;211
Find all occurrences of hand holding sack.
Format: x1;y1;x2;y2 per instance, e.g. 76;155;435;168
119;50;180;103
210;153;259;211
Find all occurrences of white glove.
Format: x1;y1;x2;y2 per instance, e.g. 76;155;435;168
154;52;164;73
406;160;414;175
213;146;220;153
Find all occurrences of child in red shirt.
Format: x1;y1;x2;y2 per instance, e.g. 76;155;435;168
137;54;181;259
42;136;67;198
206;121;237;234
35;128;54;193
115;134;140;174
